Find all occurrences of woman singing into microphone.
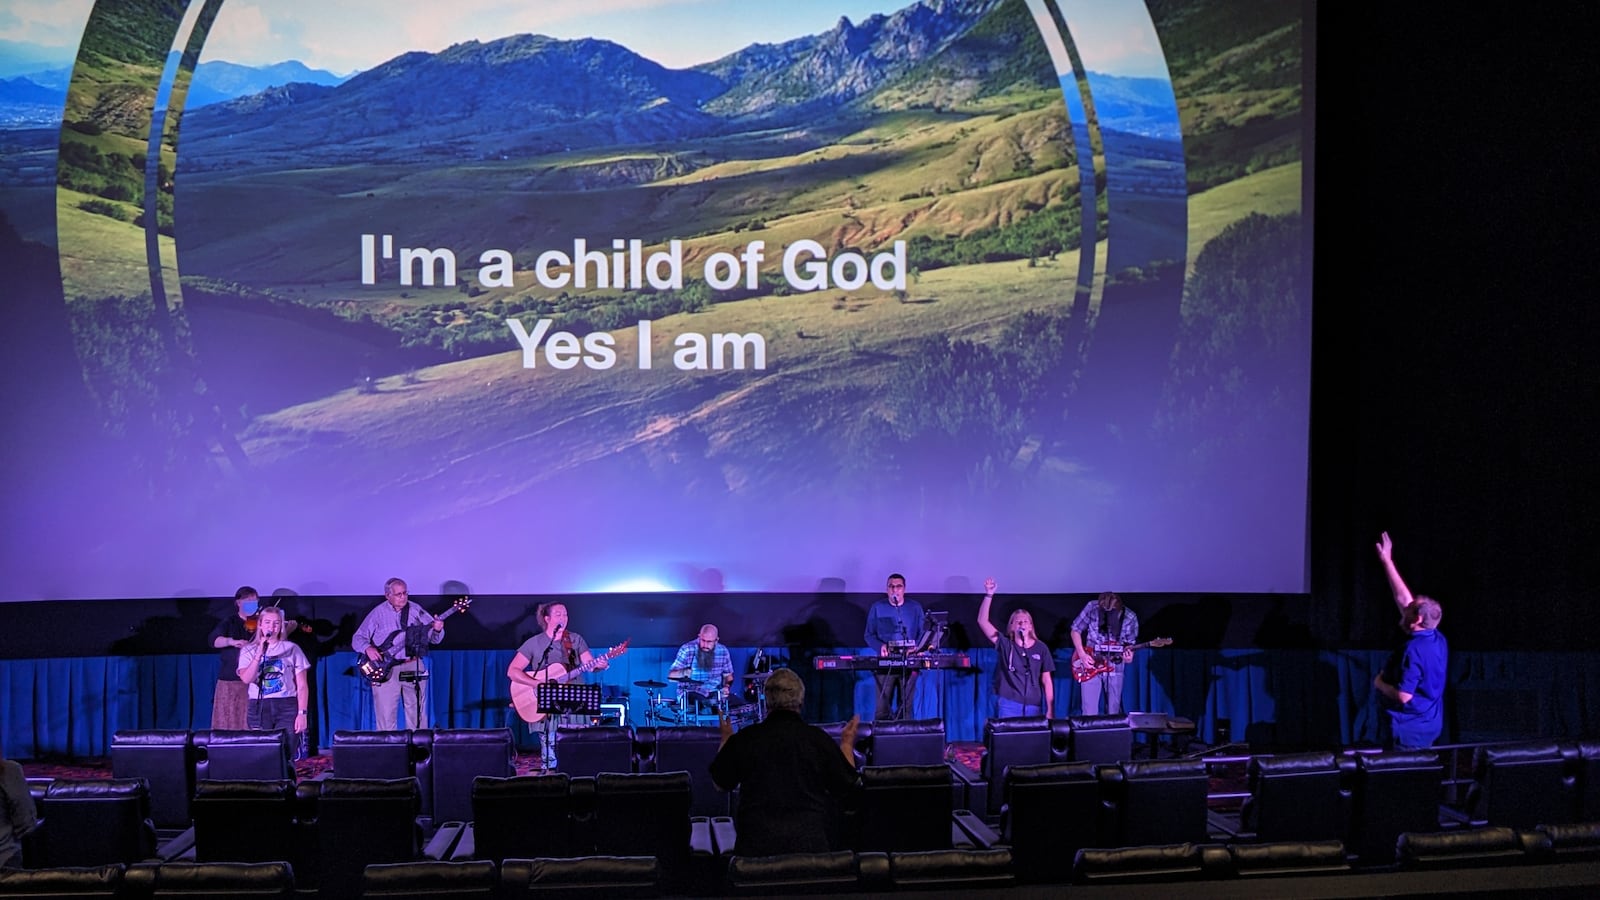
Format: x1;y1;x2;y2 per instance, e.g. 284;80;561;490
977;578;1056;718
236;606;312;747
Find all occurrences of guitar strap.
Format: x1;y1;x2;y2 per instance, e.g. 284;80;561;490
398;602;412;658
561;631;576;668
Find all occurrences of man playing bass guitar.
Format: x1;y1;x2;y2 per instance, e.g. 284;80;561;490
353;577;446;730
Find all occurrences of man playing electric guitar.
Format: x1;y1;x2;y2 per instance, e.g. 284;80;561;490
353;577;448;730
507;602;613;727
1069;591;1140;715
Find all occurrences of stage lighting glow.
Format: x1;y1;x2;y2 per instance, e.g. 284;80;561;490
593;577;676;593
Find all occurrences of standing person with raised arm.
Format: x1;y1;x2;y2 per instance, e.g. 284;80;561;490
1372;532;1449;749
977;578;1055;718
863;572;924;720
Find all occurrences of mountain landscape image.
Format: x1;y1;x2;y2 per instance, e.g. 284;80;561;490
1;0;1307;597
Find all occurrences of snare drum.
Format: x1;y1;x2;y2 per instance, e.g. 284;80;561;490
726;701;758;729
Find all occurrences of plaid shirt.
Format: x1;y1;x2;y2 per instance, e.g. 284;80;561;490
671;640;734;686
1071;601;1140;654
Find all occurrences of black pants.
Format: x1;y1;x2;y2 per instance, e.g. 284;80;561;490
874;671;919;720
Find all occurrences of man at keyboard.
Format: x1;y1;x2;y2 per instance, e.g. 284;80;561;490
863;572;923;720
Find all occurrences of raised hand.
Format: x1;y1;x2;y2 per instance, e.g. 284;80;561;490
983;577;997;596
1376;531;1393;563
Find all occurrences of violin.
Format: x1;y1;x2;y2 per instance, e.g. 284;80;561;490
244;614;260;633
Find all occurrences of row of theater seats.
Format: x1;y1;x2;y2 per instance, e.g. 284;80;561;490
960;714;1139;817
110;728;525;831
10;825;1598;898
1071;822;1600;888
976;751;1460;879
17;775;445;896
1229;741;1600;855
0;857;662;898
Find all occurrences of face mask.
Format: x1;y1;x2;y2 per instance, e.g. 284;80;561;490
241;600;259;615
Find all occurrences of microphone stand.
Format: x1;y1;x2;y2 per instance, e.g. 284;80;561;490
534;630;559;771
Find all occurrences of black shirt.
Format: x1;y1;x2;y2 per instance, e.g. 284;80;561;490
709;709;860;856
208;616;253;682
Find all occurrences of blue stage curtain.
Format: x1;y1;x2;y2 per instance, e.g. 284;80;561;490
5;648;1599;759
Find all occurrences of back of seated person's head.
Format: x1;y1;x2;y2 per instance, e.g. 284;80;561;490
765;668;805;714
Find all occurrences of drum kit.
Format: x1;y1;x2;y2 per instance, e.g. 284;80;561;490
632;673;765;727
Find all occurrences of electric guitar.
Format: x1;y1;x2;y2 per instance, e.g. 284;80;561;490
356;596;473;685
511;639;630;724
1071;637;1173;682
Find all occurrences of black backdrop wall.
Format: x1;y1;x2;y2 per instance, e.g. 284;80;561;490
1305;4;1600;652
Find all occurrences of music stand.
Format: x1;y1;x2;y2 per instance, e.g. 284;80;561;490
913;610;950;653
397;670;429;729
537;683;602;772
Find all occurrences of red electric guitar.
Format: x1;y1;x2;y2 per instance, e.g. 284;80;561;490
1071;637;1173;682
511;639;630;723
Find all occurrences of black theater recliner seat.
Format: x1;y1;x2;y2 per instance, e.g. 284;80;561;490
1465;741;1579;830
123;860;296;898
977;717;1052;819
1099;758;1210;846
649;727;727;817
501;855;661;898
192;729;292;782
466;774;575;862
1239;751;1347;842
0;863;126;898
1346;750;1445;866
28;778;158;868
853;764;956;853
190;779;300;865
423;728;515;828
304;777;423;897
1000;761;1101;883
110;730;194;832
362;859;497;899
554;725;635;779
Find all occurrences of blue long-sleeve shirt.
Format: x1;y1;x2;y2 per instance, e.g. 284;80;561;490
864;598;924;649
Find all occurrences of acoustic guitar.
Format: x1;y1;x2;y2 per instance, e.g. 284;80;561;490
1070;637;1173;682
511;639;630;723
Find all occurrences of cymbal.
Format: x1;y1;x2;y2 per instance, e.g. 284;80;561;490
669;676;708;685
633;679;669;689
745;671;775;681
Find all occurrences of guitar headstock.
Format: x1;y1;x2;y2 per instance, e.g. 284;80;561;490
1149;637;1174;648
453;596;472;612
609;638;631;657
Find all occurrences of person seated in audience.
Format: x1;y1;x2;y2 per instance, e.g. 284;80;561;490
977;578;1055;717
1373;532;1449;749
710;667;860;856
0;745;38;869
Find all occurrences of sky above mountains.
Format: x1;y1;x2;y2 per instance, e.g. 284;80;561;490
2;0;1170;77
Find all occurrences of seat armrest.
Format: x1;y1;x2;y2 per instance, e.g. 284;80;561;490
423;821;464;860
157;826;197;861
710;816;738;856
448;823;476;861
953;809;1002;848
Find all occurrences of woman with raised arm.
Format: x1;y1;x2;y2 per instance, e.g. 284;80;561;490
977;578;1055;718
